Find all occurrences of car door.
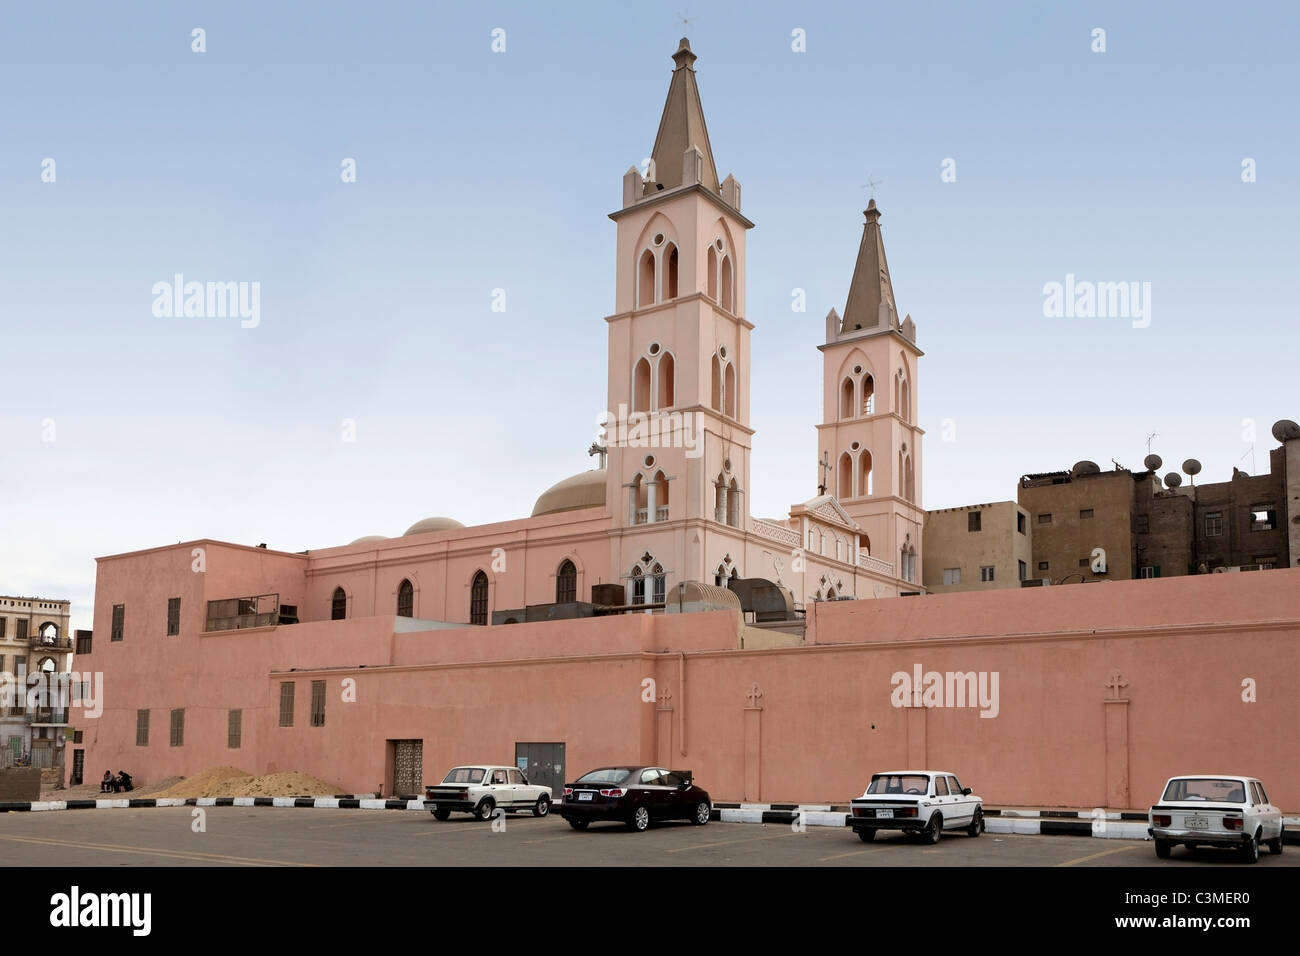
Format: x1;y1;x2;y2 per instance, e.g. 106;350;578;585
488;767;513;807
1254;781;1282;840
509;768;533;805
947;775;973;825
661;771;689;818
931;774;950;827
637;768;668;818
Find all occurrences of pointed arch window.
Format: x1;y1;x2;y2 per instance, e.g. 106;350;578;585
657;352;675;408
650;563;666;604
838;452;853;499
727;478;740;527
714;474;728;523
629;567;646;605
707;245;719;300
633;357;651;412
630;474;648;525
556;560;577;604
840;378;855;420
711;355;722;411
662;243;678;300
862;374;874;415
396;579;413;618
905;454;915;503
724;362;736;418
470;571;489;626
720;255;734;312
901;379;910;423
652;471;669;522
638;249;656;308
860;449;873;497
331;587;347;621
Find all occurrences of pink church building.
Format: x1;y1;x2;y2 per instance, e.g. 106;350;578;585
71;40;1300;810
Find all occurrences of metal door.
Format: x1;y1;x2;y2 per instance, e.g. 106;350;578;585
515;742;565;798
71;748;84;786
391;739;423;797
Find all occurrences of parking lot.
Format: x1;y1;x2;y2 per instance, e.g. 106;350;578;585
0;807;1294;866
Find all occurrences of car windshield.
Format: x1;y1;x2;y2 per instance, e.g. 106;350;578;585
1162;778;1246;802
442;768;485;785
576;768;633;785
867;774;930;795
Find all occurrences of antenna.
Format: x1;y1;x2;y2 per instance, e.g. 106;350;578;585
1238;443;1256;475
1145;432;1157;455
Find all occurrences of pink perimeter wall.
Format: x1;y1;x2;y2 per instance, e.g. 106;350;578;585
77;555;1300;811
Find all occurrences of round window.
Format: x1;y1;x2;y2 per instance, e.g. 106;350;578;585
653;234;665;246
853;365;863;375
851;441;860;451
648;342;660;355
644;455;655;468
715;238;724;251
724;458;732;472
719;346;728;359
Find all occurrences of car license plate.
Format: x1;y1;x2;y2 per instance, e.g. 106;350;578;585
877;809;893;819
1184;816;1209;829
578;791;593;801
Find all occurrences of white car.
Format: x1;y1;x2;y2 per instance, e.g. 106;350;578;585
848;770;983;843
425;765;552;821
1149;775;1284;862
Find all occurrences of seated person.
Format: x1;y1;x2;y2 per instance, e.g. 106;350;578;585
116;770;134;792
100;771;114;793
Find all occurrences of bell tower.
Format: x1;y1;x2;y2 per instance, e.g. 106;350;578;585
602;38;755;597
817;200;925;588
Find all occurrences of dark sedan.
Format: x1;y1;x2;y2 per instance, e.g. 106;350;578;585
560;766;712;832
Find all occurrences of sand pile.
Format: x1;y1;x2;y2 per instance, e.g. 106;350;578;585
155;766;341;798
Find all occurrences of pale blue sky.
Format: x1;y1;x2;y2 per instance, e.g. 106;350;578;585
2;1;1296;631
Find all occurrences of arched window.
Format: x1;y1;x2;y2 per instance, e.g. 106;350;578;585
633;357;651;412
638;249;656;308
724;362;736;418
860;533;871;556
840;378;855;420
905;454;915;503
720;256;733;312
630;567;645;605
862;374;874;415
714;475;727;523
727;478;740;527
653;471;669;521
711;355;722;411
838;452;853;499
707;245;719;300
658;352;675;408
860;449;873;497
650;563;666;604
396;579;413;618
630;473;647;524
826;587;837;600
556;560;577;604
331;587;347;621
470;571;489;626
662;244;678;300
901;379;910;423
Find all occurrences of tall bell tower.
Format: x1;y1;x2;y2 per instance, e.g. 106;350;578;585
816;200;925;587
603;38;755;597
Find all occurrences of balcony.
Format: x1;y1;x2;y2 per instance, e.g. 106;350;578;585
28;635;73;652
30;708;69;726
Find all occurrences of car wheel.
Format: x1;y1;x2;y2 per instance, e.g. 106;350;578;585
1268;826;1284;855
967;808;983;838
691;800;711;825
432;807;451;821
1241;832;1259;864
858;828;876;843
1154;839;1172;859
629;805;651;832
474;797;495;822
923;814;943;845
567;818;589;831
533;796;550;818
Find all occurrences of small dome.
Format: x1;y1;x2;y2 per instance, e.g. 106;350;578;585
403;516;465;537
532;469;607;517
349;534;389;546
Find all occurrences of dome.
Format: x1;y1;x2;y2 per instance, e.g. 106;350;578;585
349;535;389;546
402;516;466;537
532;469;607;517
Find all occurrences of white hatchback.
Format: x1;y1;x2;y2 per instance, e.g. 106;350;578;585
1148;775;1284;863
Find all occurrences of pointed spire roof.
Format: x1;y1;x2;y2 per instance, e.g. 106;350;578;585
840;199;899;334
647;38;720;194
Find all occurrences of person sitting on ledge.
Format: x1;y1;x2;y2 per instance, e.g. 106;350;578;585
100;771;114;793
115;770;133;793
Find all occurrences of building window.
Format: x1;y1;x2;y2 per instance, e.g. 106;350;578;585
310;681;326;727
228;709;242;749
630;567;645;605
967;511;981;532
650;564;666;604
396;579;414;618
135;709;149;746
73;730;83;744
979;566;995;582
167;597;181;636
1249;505;1276;532
279;682;295;727
1038;561;1049;571
1135;515;1149;534
1253;556;1277;570
331;587;347;620
111;604;125;642
942;568;961;586
1018;560;1027;581
1079;508;1094;519
169;708;185;747
1079;558;1090;567
1037;514;1052;525
470;571;489;626
1017;512;1026;534
1204;511;1223;537
16;619;27;641
0;618;5;638
1139;566;1160;579
75;631;92;655
556;560;577;604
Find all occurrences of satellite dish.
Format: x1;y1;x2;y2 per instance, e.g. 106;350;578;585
1072;460;1101;476
1272;419;1300;442
1144;454;1162;471
1164;472;1183;488
1182;459;1202;476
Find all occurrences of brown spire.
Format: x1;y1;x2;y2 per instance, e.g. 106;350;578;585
840;199;899;334
646;38;720;193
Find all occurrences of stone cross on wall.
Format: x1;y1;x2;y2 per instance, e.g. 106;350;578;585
1104;670;1129;699
818;451;830;495
745;681;763;709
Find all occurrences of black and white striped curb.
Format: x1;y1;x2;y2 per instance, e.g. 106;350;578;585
0;795;424;812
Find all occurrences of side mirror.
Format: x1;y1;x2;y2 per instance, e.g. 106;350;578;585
963;788;972;795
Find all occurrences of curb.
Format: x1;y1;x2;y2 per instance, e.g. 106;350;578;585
2;795;421;812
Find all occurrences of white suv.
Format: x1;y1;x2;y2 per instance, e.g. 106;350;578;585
1149;775;1284;862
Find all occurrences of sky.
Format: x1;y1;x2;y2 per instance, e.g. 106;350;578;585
2;1;1297;632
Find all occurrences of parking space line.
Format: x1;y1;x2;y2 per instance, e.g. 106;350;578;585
667;832;796;853
1055;844;1137;867
818;845;895;862
0;833;317;867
